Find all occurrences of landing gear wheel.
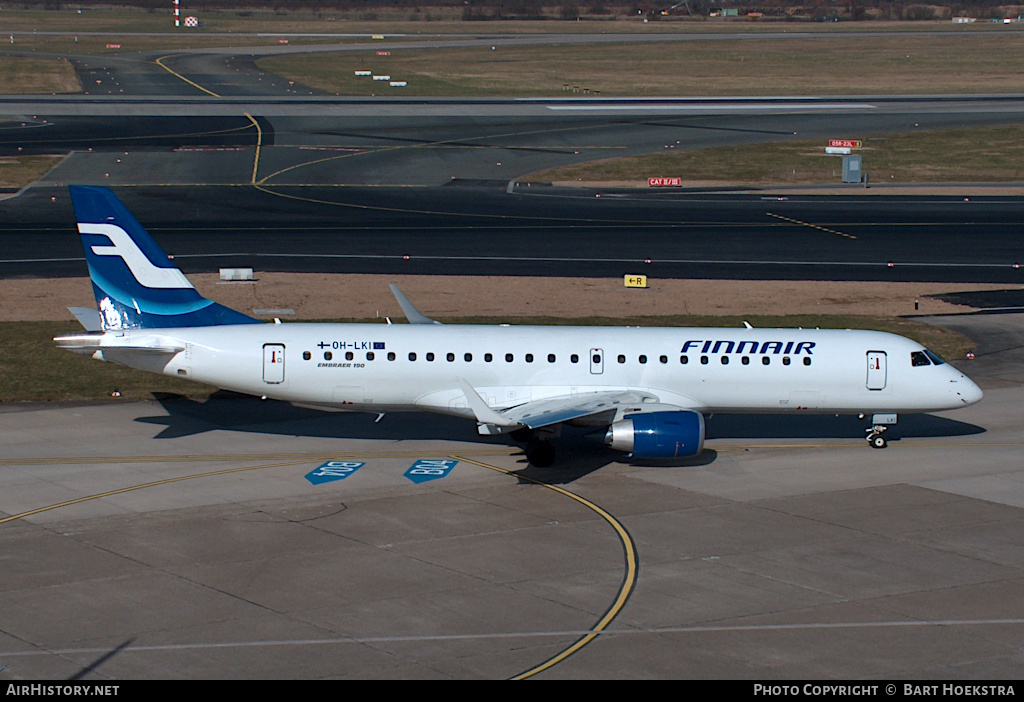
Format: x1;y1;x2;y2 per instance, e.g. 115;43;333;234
526;440;556;467
869;433;888;449
510;427;533;443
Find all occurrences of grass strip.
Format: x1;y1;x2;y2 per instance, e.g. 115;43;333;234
528;122;1024;184
0;57;81;94
258;34;1024;97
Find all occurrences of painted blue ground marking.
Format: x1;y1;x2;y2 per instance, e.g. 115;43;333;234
306;461;365;485
404;459;458;484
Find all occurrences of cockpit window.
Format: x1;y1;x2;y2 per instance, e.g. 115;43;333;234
923;349;946;366
911;351;931;367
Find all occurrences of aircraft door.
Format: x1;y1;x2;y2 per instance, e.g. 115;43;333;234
866;350;886;390
263;344;285;384
590;348;604;374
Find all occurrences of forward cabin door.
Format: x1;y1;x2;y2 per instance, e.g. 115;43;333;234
264;344;285;384
866;350;886;390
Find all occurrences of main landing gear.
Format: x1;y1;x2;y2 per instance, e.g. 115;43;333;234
525;439;556;467
865;413;897;449
512;426;559;467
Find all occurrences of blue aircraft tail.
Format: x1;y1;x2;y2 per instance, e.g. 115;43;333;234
69;185;261;330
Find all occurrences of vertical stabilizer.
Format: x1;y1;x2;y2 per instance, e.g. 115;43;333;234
69;185;260;329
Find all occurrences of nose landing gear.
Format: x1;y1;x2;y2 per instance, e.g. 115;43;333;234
865;413;897;449
867;428;888;449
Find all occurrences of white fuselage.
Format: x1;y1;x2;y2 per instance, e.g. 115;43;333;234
95;323;983;421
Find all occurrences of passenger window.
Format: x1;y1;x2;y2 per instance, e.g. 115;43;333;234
506;353;514;362
426;352;435;362
303;351;311;361
548;354;556;363
345;351;354;361
388;352;396;361
367;352;374;361
408;352;416;361
741;356;749;365
465;353;472;362
762;356;770;365
618;354;626;364
324;351;333;361
803;357;811;366
639;355;647;364
659;355;667;364
700;356;708;365
721;356;729;365
680;355;688;364
783;356;791;366
911;351;931;367
447;352;455;362
571;354;579;363
526;354;534;363
485;353;493;362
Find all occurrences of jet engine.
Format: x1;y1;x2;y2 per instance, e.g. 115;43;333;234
604;410;705;459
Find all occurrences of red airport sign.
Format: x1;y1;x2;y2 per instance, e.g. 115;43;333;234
648;177;682;187
829;139;862;149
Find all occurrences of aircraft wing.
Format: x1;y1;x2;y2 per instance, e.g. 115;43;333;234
458;380;672;431
503;390;656;428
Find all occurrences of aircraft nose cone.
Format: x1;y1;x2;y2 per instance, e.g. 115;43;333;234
957;375;984;406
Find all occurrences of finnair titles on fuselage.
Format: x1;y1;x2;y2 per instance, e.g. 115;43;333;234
54;186;982;466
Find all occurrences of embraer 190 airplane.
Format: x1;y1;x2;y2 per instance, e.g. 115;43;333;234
55;186;982;466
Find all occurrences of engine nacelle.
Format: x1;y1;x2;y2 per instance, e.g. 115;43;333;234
605;410;705;459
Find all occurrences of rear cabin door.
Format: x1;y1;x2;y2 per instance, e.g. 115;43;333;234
263;344;285;384
866;350;886;390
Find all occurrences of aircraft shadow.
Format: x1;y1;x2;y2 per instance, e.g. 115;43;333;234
704;412;985;441
135;395;984;485
136;393;624;482
139;392;501;443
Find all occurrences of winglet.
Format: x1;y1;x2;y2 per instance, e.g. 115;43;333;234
458;379;520;428
389;284;441;325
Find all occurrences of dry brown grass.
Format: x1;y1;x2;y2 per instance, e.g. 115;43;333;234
0;155;67;188
529;123;1024;184
260;33;1024;97
0;57;81;94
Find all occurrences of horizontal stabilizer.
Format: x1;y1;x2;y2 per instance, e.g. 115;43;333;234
68;306;103;331
53;332;184;355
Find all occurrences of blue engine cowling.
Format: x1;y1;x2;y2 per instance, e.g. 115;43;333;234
604;410;705;459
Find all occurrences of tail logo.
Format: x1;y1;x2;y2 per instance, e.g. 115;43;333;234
79;222;194;290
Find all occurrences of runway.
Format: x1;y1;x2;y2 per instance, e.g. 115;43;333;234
3;183;1024;283
2;92;1024;285
3;41;1024;286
